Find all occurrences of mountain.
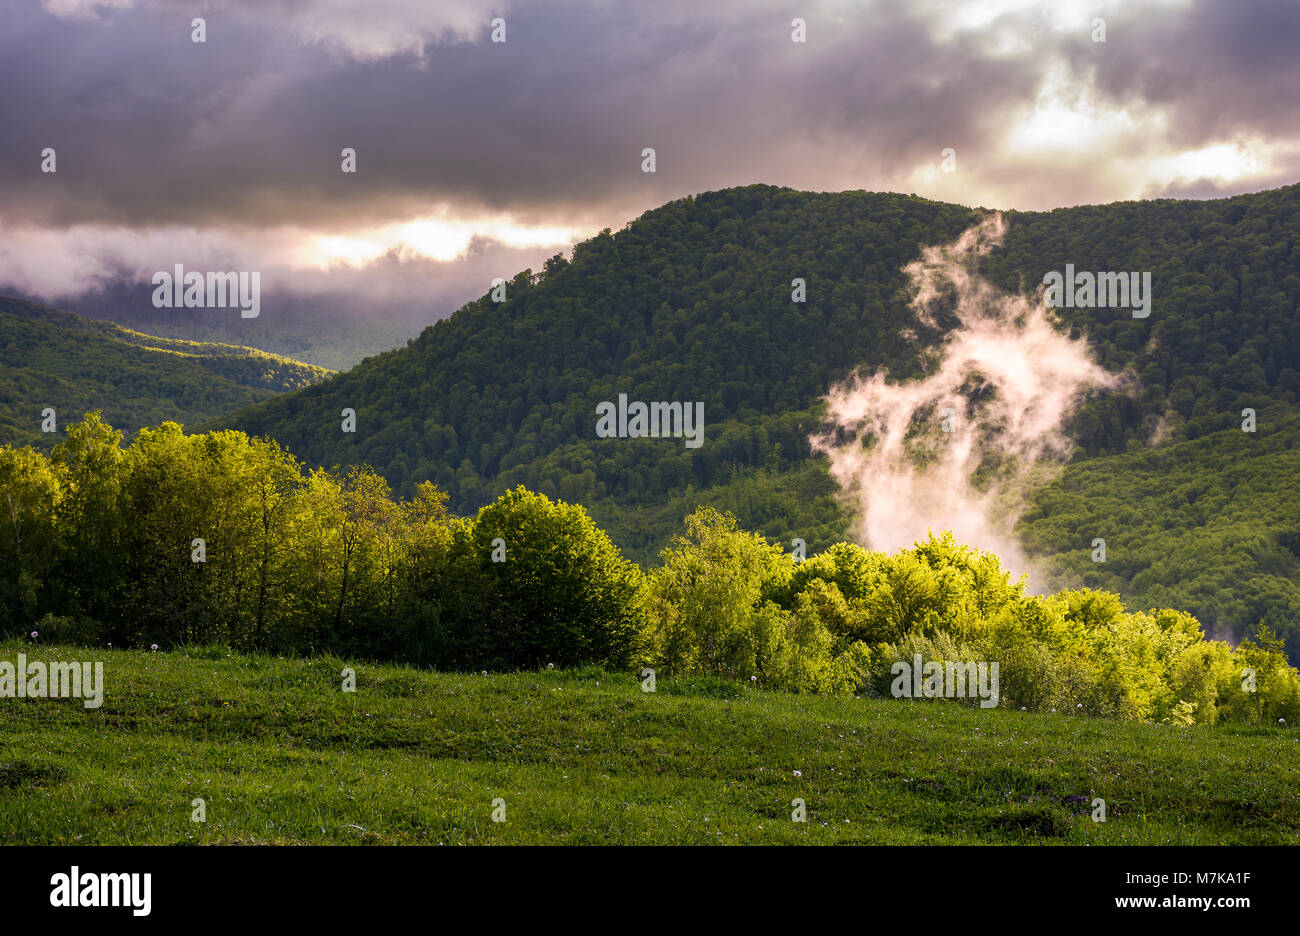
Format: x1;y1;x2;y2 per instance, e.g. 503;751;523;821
0;296;331;446
219;187;985;541
215;182;1300;655
26;282;420;371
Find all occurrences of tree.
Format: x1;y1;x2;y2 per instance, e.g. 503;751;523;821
48;412;127;631
0;446;61;628
646;507;794;679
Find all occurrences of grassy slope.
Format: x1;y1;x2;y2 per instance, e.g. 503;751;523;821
1;641;1296;845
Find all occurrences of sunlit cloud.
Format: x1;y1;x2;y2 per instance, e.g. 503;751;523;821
0;215;578;303
302;215;581;267
1147;142;1268;187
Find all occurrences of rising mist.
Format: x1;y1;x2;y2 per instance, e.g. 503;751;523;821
811;214;1128;582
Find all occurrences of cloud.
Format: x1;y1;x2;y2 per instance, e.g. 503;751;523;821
41;0;505;60
0;218;565;319
3;0;1297;331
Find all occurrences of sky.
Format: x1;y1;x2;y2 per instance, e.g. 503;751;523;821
2;0;1297;342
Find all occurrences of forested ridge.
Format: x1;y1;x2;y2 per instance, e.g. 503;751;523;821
210;182;1300;655
3;185;1295;662
220;183;1300;506
218;187;981;518
1019;412;1300;656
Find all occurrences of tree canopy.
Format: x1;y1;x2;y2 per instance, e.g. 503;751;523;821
5;415;1296;728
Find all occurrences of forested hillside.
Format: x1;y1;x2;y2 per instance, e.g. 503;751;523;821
213;183;1300;653
0;297;331;446
218;187;984;515
1019;412;1300;654
983;191;1300;446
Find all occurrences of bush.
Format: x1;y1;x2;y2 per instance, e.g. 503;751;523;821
435;487;648;670
32;613;104;646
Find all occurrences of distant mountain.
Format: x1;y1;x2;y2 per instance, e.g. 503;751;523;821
214;182;1300;654
24;282;420;371
0;296;331;446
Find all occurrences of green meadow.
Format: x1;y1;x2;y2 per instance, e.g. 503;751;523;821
1;641;1296;845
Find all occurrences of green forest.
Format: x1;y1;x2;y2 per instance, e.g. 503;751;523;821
2;415;1297;727
1019;412;1300;657
206;182;1300;657
221;182;1300;506
3;184;1298;666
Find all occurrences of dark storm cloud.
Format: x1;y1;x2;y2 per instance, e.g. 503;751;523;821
0;0;1137;230
1;0;1297;328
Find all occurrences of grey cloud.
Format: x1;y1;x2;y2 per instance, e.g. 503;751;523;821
1062;0;1300;149
1;0;1081;230
2;0;1296;329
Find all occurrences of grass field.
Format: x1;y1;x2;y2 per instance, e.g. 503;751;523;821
1;641;1297;845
